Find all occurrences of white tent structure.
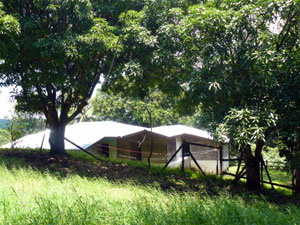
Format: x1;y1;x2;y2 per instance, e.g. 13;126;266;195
150;125;229;173
1;121;229;174
152;125;214;140
1;121;147;150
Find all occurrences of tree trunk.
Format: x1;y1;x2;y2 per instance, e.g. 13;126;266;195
49;124;67;155
295;136;300;194
245;155;260;190
295;170;300;194
243;144;262;190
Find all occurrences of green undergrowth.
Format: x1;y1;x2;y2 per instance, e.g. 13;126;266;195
0;149;299;224
0;164;299;224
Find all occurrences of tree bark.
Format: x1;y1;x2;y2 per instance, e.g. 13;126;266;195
245;155;260;190
49;124;67;155
243;143;263;190
295;170;300;194
294;135;300;194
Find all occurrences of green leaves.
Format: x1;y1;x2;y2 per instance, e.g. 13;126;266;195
0;2;19;61
90;89;181;127
217;108;278;146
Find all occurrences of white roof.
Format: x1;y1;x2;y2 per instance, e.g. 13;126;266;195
152;125;214;140
1;121;146;150
1;122;217;150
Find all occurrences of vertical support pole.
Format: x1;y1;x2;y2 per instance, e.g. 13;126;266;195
219;146;223;175
236;156;242;178
163;144;183;170
261;158;274;190
260;157;264;187
189;149;206;176
292;170;296;191
40;133;46;152
109;138;117;160
181;141;186;172
216;150;219;175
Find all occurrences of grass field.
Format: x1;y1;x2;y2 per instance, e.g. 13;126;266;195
0;149;299;224
226;164;293;195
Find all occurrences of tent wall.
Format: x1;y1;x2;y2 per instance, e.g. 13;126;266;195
85;130;229;174
117;131;168;163
166;134;229;174
86;137;117;159
222;144;229;171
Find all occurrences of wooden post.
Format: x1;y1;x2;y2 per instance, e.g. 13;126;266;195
292;170;296;190
181;141;186;172
232;166;246;185
260;158;264;187
235;156;242;178
295;170;300;194
40;133;46;152
64;137;102;161
163;144;183;170
189;150;206;176
219;146;223;175
261;158;274;190
216;150;219;175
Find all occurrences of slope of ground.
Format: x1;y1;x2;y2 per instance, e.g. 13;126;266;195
0;149;299;224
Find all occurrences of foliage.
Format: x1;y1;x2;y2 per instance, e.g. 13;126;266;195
268;1;300;173
3;116;26;148
262;146;286;165
0;0;129;153
0;2;19;64
0;112;45;148
102;0;201;98
90;88;184;126
217;108;277;146
0;128;9;145
104;0;300;189
0;119;9;128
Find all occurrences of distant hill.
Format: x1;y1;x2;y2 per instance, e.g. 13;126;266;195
0;119;11;129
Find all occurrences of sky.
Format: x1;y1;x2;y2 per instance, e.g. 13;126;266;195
0;84;101;119
0;86;15;119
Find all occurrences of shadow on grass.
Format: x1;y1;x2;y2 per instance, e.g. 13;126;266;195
0;148;299;206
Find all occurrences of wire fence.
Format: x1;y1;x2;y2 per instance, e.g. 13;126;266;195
96;143;220;163
223;157;294;190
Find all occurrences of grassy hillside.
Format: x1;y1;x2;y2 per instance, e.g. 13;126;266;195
0;149;299;224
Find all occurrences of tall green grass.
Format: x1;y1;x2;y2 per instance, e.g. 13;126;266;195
0;164;299;225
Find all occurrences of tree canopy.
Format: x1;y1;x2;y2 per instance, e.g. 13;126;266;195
0;0;130;154
105;0;300;190
90;88;195;127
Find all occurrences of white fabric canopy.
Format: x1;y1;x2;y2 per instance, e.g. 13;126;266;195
1;122;219;150
152;125;214;139
1;121;146;150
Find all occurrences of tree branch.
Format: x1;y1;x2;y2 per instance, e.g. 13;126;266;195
276;9;299;51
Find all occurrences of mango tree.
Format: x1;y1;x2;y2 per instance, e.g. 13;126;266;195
0;0;137;154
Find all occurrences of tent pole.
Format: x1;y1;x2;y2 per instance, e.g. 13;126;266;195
163;144;183;170
40;133;46;152
64;137;102;161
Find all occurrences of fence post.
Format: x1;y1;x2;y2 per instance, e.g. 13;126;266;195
219;146;223;175
216;150;219;175
181;141;186;172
